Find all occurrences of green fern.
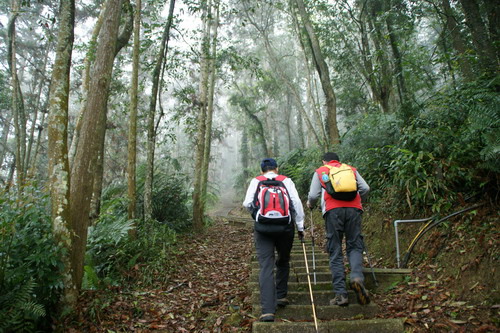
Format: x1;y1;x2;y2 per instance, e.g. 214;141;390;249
82;265;100;290
0;278;45;332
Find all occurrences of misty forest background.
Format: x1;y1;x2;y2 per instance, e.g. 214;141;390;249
0;0;498;331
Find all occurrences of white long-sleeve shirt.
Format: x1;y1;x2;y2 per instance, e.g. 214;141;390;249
243;171;304;231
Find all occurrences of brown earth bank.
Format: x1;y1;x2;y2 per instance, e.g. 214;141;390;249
60;200;498;332
361;199;499;332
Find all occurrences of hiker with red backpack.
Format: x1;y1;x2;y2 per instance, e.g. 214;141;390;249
243;158;305;323
307;152;371;307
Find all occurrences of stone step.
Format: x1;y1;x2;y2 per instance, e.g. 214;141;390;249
290;247;321;252
249;281;336;292
251;264;331;274
252;318;405;333
250;268;410;291
290;252;329;261
252;303;379;320
250;254;330;264
251;259;331;269
251;290;359;306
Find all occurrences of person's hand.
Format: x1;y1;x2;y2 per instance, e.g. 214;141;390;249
298;230;304;242
306;201;312;209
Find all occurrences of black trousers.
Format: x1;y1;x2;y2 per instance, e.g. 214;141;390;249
254;226;295;314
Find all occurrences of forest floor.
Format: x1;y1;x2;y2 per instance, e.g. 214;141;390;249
63;207;499;332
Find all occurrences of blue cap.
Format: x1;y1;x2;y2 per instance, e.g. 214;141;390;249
261;158;278;171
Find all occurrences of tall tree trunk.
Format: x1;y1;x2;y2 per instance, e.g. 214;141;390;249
69;0;123;290
201;1;220;205
293;0;339;148
5;156;16;191
385;12;408;107
233;83;270;157
458;0;498;76
128;0;141;238
440;0;474;81
482;0;499;63
26;39;52;175
144;0;176;221
290;4;328;146
362;1;393;113
89;143;105;226
0;112;12;169
89;0;133;226
7;0;26;187
357;2;379;105
47;0;77;311
192;0;212;232
296;105;305;148
240;128;249;180
29;106;47;176
68;1;107;167
285;93;292;151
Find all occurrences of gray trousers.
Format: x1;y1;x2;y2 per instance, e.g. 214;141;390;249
254;227;294;314
324;207;365;295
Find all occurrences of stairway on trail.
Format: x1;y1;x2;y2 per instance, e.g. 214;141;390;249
224;216;411;333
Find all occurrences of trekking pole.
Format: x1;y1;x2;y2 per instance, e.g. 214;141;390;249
310;209;317;285
302;238;319;333
362;235;378;287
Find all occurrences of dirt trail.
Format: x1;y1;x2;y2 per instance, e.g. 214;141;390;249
66;213;255;332
64;200;498;332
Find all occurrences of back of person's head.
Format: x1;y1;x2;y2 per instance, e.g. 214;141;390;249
261;158;278;172
323;152;339;162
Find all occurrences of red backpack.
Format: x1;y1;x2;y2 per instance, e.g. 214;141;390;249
253;175;292;225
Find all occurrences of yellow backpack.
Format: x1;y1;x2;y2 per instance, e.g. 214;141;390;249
322;164;358;201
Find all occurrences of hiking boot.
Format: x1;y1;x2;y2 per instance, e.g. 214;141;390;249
329;293;349;306
351;279;371;305
259;313;275;322
277;298;289;308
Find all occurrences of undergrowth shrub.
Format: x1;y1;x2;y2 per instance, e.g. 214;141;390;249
136;164;192;231
84;166;190;288
339;79;498;214
0;185;63;332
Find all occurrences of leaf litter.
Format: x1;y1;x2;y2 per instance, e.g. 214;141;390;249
62;215;498;332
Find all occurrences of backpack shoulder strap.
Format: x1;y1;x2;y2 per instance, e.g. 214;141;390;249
253;175;269;206
275;175;287;182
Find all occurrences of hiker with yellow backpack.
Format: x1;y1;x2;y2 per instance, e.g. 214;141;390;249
307;152;371;307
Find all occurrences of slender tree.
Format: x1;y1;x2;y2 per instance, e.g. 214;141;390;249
47;0;76;310
7;0;27;187
440;0;474;81
128;0;141;238
290;7;327;146
192;0;213;232
144;0;176;220
232;84;271;157
293;0;339;147
458;0;498;77
25;39;51;174
200;0;220;208
385;2;409;108
0;112;12;172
